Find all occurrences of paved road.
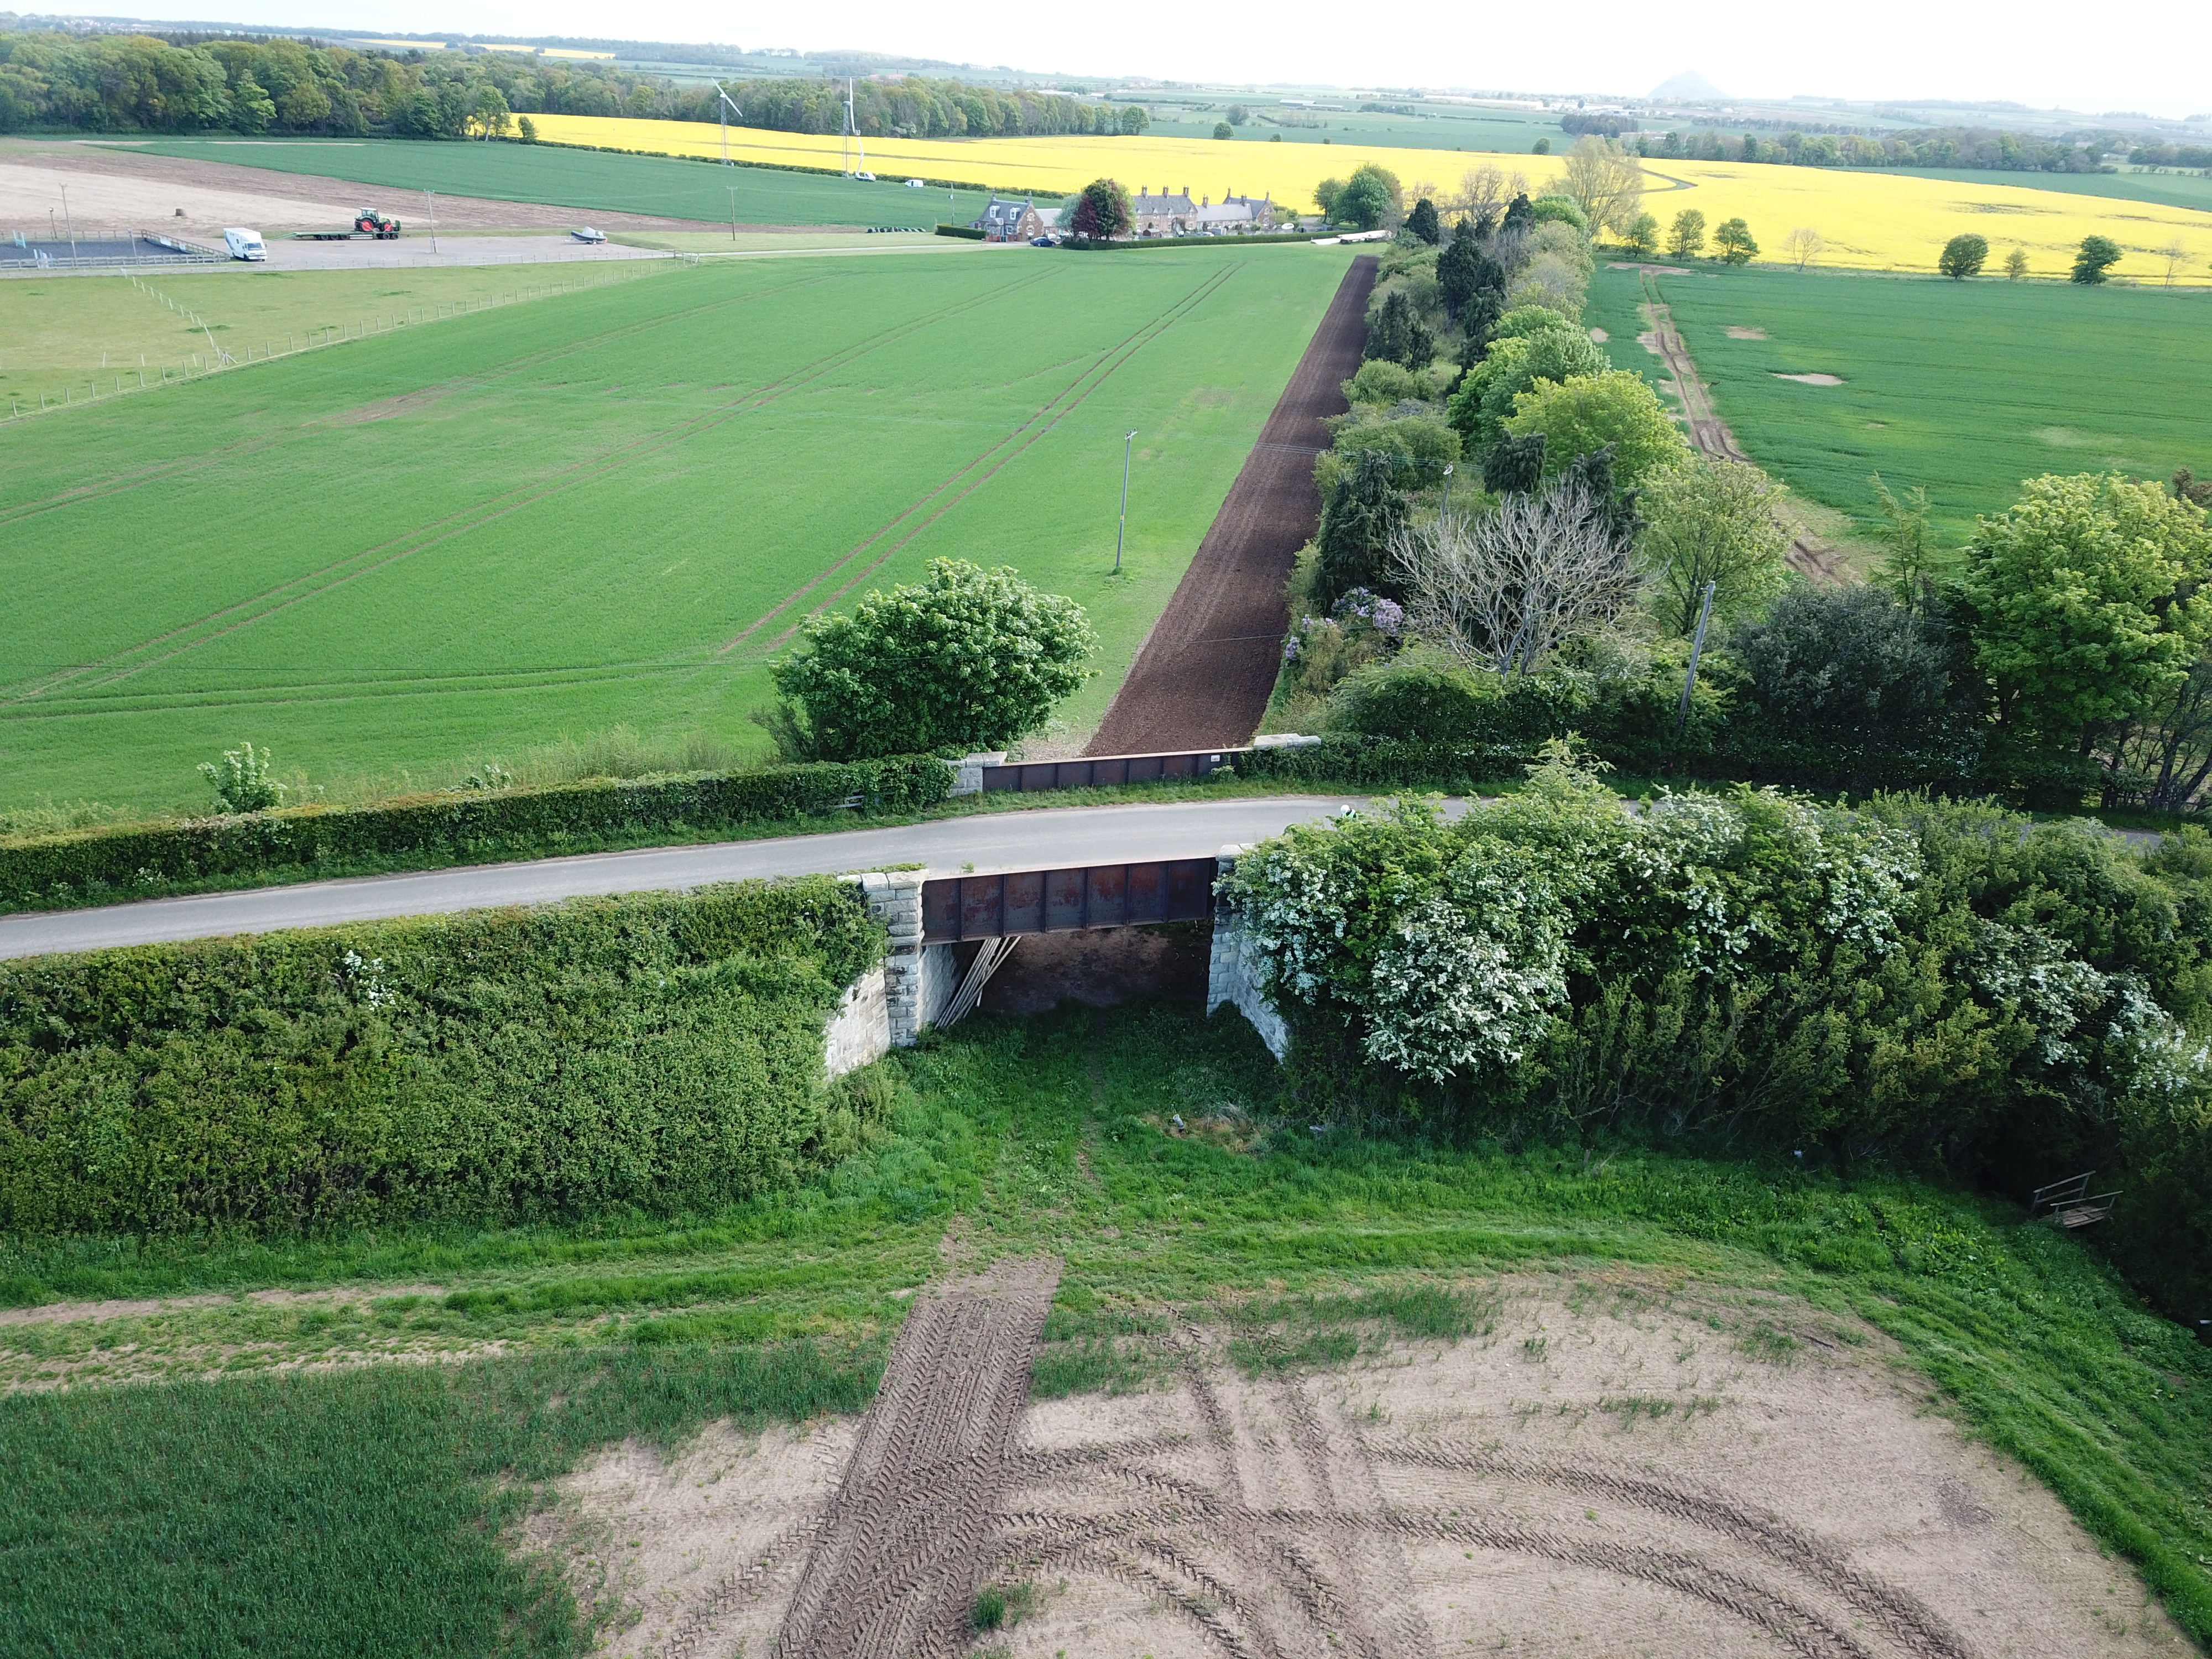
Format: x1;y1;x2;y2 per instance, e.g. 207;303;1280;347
0;796;1396;961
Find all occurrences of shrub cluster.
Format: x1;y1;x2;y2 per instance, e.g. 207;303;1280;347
1219;750;2212;1324
0;757;951;913
0;878;883;1236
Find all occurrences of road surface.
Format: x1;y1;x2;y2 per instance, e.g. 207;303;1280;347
0;796;1399;960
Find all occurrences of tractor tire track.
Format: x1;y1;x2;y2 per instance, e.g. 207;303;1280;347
775;1256;1058;1659
721;260;1241;657
1635;267;1845;585
6;268;1062;706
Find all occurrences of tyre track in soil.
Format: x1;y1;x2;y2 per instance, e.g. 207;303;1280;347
774;1256;1060;1659
1087;254;1379;755
1634;267;1846;585
3;267;1063;707
984;1381;1968;1659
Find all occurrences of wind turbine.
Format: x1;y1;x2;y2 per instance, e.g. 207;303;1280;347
710;80;741;165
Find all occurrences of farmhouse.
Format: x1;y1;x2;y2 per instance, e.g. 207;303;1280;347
973;196;1048;241
1131;187;1277;237
1130;187;1198;236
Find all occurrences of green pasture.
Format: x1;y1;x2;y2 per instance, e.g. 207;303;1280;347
2;1001;2206;1656
0;243;1349;812
0;259;657;413
98;136;999;228
1138;101;1564;155
1588;263;2212;542
1877;165;2212;216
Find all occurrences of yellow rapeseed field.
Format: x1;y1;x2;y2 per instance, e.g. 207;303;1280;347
528;113;2212;283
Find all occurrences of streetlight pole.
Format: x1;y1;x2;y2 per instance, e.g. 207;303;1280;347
1114;431;1136;573
61;184;76;262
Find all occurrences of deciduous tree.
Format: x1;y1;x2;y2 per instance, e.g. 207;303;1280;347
1959;472;2212;747
1939;233;1989;279
769;560;1094;759
1068;178;1132;240
1666;208;1705;259
1621;212;1659;259
2071;234;2122;284
1712;218;1758;265
1561;134;1644;236
1394;477;1641;680
1637;458;1791;635
1503;371;1690;492
2004;247;2029;280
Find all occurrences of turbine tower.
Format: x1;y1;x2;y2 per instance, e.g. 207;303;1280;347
710;80;742;165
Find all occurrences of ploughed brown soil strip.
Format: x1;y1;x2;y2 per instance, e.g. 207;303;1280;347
775;1256;1061;1659
1089;254;1379;755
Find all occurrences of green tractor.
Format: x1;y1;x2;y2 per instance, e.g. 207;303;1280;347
352;208;401;239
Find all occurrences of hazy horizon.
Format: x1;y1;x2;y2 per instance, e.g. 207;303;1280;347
34;0;2212;122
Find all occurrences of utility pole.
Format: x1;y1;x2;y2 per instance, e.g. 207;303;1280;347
425;189;439;255
1441;462;1454;518
1114;431;1136;573
728;185;739;242
61;184;75;262
1676;580;1717;733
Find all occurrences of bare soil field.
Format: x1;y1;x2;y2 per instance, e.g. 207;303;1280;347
0;140;713;241
529;1273;2188;1659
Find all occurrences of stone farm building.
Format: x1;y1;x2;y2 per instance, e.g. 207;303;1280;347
1129;187;1278;238
974;196;1049;241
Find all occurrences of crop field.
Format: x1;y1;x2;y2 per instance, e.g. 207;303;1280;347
0;260;655;416
1589;263;2212;542
1883;164;2212;215
526;115;2212;281
2;1003;2206;1657
108;136;999;229
0;242;1349;812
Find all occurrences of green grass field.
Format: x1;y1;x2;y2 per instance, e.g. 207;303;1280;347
1879;164;2212;216
1587;263;2212;542
107;136;1001;227
0;243;1349;813
0;260;658;413
2;1001;2206;1656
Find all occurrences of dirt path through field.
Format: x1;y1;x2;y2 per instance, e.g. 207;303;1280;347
1635;267;1846;585
1088;254;1378;754
776;1255;1061;1659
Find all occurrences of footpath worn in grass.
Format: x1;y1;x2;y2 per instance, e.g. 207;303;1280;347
0;244;1349;813
1590;263;2212;542
2;1001;2207;1656
118;135;1000;228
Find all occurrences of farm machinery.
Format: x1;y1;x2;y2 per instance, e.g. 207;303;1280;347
293;209;402;242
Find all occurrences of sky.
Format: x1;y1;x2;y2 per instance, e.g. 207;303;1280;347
105;0;2212;120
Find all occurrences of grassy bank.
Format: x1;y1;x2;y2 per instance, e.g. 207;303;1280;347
2;1000;2206;1655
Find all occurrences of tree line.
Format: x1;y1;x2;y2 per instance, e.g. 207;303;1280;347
0;27;1142;141
1634;122;2211;176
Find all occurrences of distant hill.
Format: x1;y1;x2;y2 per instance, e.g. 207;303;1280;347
1650;69;1726;101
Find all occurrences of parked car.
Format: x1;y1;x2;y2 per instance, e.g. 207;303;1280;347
570;227;606;244
1030;236;1057;247
905;178;927;188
